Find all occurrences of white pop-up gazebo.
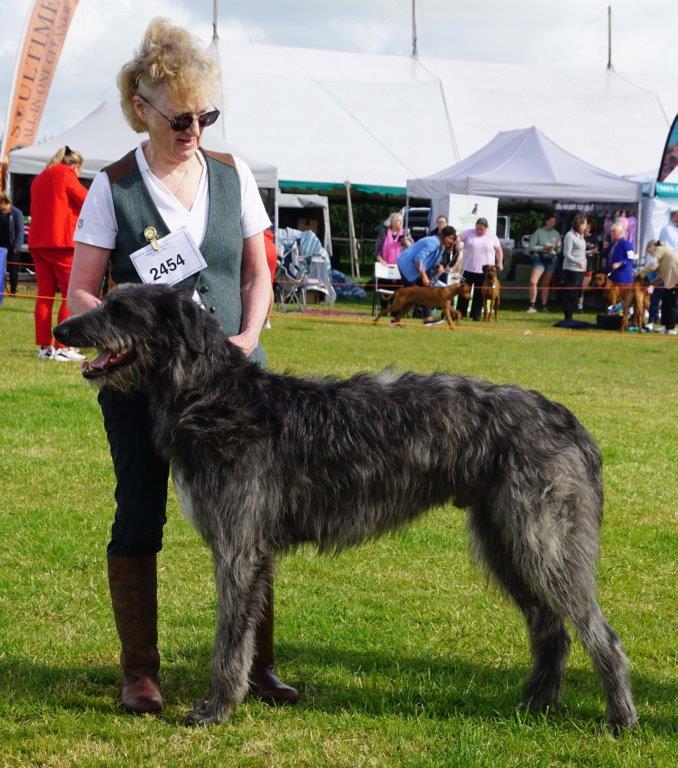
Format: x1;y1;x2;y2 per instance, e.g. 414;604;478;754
407;127;641;204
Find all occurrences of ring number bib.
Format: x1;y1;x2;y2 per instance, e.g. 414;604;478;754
129;226;207;285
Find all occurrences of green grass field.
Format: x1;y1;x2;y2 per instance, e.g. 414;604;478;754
0;293;676;767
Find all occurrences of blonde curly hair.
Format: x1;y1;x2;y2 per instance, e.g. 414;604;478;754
118;18;221;133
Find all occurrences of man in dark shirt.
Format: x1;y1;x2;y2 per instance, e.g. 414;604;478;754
0;192;25;296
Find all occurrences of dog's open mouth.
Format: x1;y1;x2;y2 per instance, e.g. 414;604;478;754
82;348;134;379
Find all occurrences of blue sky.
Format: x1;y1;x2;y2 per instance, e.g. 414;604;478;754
2;0;677;139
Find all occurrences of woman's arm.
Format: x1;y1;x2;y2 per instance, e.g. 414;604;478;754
65;170;88;209
230;231;269;357
68;242;111;314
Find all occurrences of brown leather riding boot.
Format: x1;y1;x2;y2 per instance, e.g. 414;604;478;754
248;582;299;704
107;554;164;714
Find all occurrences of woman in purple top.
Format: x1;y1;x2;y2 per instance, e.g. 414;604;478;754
603;222;635;285
455;218;503;321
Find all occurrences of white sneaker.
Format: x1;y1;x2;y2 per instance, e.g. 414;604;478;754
667;329;677;336
37;345;55;359
263;320;272;330
652;325;666;333
53;347;86;362
526;305;537;314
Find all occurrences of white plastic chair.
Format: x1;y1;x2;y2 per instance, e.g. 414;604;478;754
372;262;401;315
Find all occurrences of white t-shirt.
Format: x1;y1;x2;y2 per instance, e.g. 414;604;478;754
659;222;678;250
74;142;271;249
459;229;501;273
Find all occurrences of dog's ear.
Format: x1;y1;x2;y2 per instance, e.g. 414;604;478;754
175;292;207;354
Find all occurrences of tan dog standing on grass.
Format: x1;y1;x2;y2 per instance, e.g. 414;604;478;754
591;273;650;333
620;276;651;333
591;272;623;307
373;281;472;329
481;264;500;322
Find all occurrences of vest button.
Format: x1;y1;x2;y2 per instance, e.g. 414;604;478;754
200;285;209;294
209;306;216;313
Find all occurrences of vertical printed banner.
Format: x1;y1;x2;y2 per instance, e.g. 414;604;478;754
656;114;678;198
1;0;80;168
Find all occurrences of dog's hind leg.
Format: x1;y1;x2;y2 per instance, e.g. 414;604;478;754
186;550;272;725
373;304;391;324
565;597;637;732
467;508;570;713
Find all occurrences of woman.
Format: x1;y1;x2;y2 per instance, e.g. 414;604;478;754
374;212;411;309
68;18;298;714
0;191;24;297
640;241;678;335
28;146;87;360
561;215;588;321
603;222;635;286
526;213;560;313
374;212;411;266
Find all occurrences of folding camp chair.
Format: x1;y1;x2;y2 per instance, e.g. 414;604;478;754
371;262;401;315
274;241;307;311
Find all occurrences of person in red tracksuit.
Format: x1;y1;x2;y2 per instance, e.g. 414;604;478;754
29;146;88;361
263;227;278;329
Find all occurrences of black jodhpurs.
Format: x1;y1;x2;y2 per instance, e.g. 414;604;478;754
456;271;484;321
561;269;584;321
661;286;676;330
99;388;169;556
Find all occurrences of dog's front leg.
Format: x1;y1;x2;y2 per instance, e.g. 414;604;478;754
186;552;265;726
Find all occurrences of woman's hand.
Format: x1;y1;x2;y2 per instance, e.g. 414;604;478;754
612;262;621;270
228;329;259;358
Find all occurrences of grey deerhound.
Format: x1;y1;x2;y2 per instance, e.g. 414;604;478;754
54;283;636;731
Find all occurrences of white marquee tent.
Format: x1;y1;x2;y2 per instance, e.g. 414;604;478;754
8;100;278;188
8;40;677;194
211;40;675;191
407;127;641;203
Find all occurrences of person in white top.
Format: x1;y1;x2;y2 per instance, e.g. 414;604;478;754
455;218;503;321
67;18;298;716
658;209;678;251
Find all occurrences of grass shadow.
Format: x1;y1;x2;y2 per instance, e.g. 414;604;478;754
0;641;674;735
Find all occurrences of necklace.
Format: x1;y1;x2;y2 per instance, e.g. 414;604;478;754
168;157;195;196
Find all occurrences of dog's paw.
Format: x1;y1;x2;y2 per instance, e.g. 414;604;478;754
607;706;638;735
184;696;232;726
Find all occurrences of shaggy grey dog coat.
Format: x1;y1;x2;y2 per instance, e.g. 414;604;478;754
54;284;636;730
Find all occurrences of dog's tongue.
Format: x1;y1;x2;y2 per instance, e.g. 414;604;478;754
83;350;114;373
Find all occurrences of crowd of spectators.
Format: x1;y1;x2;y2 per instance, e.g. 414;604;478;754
372;207;678;333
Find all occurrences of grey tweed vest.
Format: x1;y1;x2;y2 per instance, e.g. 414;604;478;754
103;148;265;366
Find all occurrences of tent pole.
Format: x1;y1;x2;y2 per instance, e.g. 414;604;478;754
607;5;612;70
212;0;219;42
345;180;360;279
411;0;418;58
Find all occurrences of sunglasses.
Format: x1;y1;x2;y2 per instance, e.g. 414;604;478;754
137;94;220;132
